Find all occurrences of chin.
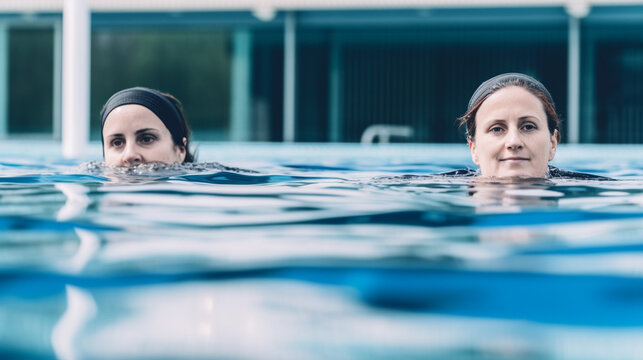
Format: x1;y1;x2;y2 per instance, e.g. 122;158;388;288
501;173;539;179
481;165;546;179
498;169;547;179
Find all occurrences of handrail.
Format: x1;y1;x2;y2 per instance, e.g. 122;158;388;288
360;124;414;144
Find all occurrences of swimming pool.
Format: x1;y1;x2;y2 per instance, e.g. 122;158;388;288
1;141;642;359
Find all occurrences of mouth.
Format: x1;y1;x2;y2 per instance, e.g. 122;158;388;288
500;157;529;162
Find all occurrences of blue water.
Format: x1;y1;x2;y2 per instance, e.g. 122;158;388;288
1;143;643;359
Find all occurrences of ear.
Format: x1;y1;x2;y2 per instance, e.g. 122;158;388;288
468;137;480;166
548;129;559;161
177;137;187;163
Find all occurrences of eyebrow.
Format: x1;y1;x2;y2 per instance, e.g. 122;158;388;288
106;128;161;139
518;116;543;122
487;116;541;123
135;128;160;135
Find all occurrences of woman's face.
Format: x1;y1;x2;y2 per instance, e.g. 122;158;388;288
469;86;558;178
102;104;186;167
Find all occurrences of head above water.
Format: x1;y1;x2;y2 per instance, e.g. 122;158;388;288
100;87;194;167
458;73;561;178
459;73;561;141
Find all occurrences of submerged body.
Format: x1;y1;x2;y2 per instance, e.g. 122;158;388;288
438;166;611;180
0;143;641;359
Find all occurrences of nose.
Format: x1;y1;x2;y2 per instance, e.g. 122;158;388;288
505;127;524;151
122;143;143;166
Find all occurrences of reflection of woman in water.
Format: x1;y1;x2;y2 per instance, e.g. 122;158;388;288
456;73;606;180
101;87;195;167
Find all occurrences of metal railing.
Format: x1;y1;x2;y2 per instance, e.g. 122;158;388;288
360;124;414;144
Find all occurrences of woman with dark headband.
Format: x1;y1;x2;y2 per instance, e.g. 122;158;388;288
458;73;606;180
101;87;195;167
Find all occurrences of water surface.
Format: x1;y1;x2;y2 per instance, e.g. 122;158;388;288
1;145;643;359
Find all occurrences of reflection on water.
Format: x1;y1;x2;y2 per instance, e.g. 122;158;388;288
1;159;643;359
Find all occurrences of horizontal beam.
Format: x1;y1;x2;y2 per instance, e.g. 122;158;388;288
3;0;643;13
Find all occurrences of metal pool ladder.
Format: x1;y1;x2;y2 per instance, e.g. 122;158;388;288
360;125;414;144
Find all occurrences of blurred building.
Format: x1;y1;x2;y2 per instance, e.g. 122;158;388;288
1;0;643;143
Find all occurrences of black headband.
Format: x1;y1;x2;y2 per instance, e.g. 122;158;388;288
101;87;186;146
467;73;554;111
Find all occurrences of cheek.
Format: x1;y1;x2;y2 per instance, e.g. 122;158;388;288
157;142;183;162
103;145;114;159
473;136;498;156
538;136;555;157
103;150;119;166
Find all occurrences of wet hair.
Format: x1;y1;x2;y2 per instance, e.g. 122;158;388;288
160;93;195;163
100;87;195;163
457;73;561;142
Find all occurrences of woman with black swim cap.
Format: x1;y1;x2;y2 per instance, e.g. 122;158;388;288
100;87;195;167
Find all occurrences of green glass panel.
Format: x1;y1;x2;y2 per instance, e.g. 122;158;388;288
91;28;231;141
8;28;54;135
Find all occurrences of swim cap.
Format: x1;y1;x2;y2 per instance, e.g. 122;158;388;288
100;87;186;145
467;73;554;111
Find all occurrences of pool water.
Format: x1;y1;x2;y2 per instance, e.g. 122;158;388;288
1;143;643;359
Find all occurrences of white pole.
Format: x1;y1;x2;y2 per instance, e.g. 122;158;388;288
230;29;252;141
328;35;341;142
62;0;90;158
567;15;581;144
283;11;296;142
53;20;63;140
565;1;588;144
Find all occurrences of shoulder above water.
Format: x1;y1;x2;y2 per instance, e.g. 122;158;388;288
546;166;612;180
438;166;612;181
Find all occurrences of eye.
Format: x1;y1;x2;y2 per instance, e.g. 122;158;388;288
138;134;157;145
522;123;537;131
489;125;504;133
110;138;124;148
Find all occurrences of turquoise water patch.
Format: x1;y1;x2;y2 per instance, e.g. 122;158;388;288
0;144;642;359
